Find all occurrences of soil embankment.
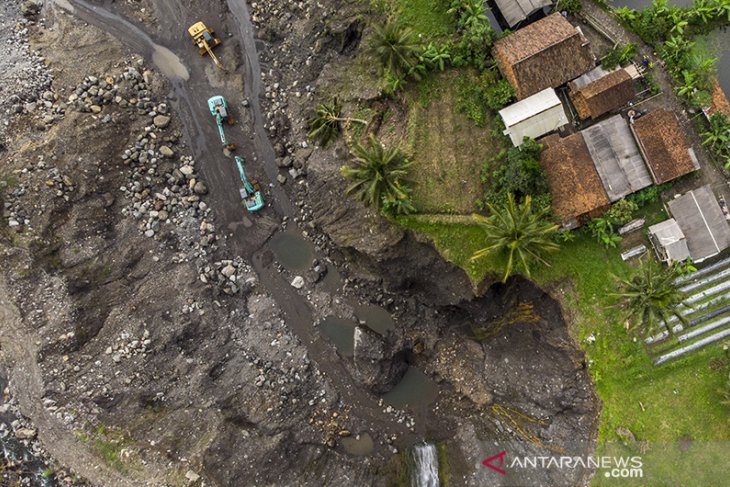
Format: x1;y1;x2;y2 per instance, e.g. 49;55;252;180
0;0;600;485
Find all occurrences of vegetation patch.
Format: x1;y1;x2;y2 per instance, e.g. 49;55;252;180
403;70;507;213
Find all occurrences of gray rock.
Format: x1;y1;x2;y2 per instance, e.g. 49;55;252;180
352;326;408;394
159;145;174;157
277;174;287;184
153;115;171;129
221;264;236;278
15;428;37;440
193;181;208;195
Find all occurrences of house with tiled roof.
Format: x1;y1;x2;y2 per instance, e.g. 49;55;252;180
492;13;595;100
630;110;700;184
568;66;636;120
539;133;610;225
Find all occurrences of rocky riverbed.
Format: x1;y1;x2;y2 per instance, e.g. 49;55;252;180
0;0;600;485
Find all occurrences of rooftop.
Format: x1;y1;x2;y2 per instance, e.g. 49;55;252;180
648;219;690;263
540;133;610;221
569;67;635;119
581;114;651;202
492;13;595;99
667;185;730;262
499;88;563;127
493;13;580;65
631;110;699;184
493;0;553;28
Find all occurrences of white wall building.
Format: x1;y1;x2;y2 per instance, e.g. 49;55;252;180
499;88;569;147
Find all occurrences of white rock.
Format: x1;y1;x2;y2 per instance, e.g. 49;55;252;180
290;276;305;289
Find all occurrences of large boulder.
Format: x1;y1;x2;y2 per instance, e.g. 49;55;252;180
352;326;408;394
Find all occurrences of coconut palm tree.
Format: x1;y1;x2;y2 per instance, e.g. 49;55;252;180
308;97;368;147
369;22;420;79
612;259;690;338
471;194;560;282
340;135;412;211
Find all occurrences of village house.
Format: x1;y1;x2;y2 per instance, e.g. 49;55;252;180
568;66;637;120
649;185;730;263
499;88;569;146
540;133;610;226
580;114;652;201
492;13;595;100
631;110;700;184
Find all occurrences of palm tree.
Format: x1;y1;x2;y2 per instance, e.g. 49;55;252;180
471;194;560;282
340;135;412;211
612;259;690;338
369;22;420;79
308;97;368;147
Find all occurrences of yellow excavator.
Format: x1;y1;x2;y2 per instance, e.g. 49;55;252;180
188;22;224;70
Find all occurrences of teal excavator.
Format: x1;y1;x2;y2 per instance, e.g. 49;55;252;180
235;156;264;212
207;95;236;151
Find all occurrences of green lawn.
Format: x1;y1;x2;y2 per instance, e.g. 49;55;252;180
392;0;453;38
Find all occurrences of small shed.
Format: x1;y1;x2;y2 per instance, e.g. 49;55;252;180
648;219;691;263
540;132;610;225
581;114;652;202
500;88;569;147
492;0;553;28
631;110;700;184
667;185;730;262
568;67;635;120
492;13;595;99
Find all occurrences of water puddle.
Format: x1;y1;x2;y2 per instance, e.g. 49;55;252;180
318;316;357;357
268;230;314;272
341;432;374;456
319;263;343;292
152;45;190;81
354;304;395;336
382;367;438;409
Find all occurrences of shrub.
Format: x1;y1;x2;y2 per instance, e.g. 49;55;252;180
605;199;639;226
627;182;673;207
601;43;638;70
483;138;550;209
554;0;583;15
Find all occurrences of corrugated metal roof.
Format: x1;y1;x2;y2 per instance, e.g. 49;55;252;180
570;65;611;90
648;219;690;262
493;0;553;27
499;88;563;127
668;185;730;262
581;114;652;202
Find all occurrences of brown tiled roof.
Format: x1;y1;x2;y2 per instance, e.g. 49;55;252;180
493;13;595;99
540;133;610;221
631;110;699;184
569;68;635;119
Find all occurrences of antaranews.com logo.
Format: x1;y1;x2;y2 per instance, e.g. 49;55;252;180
483;450;644;479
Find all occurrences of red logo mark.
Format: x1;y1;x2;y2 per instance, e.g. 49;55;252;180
483;450;507;475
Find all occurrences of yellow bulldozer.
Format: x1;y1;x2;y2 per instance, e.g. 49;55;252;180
188;22;224;70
